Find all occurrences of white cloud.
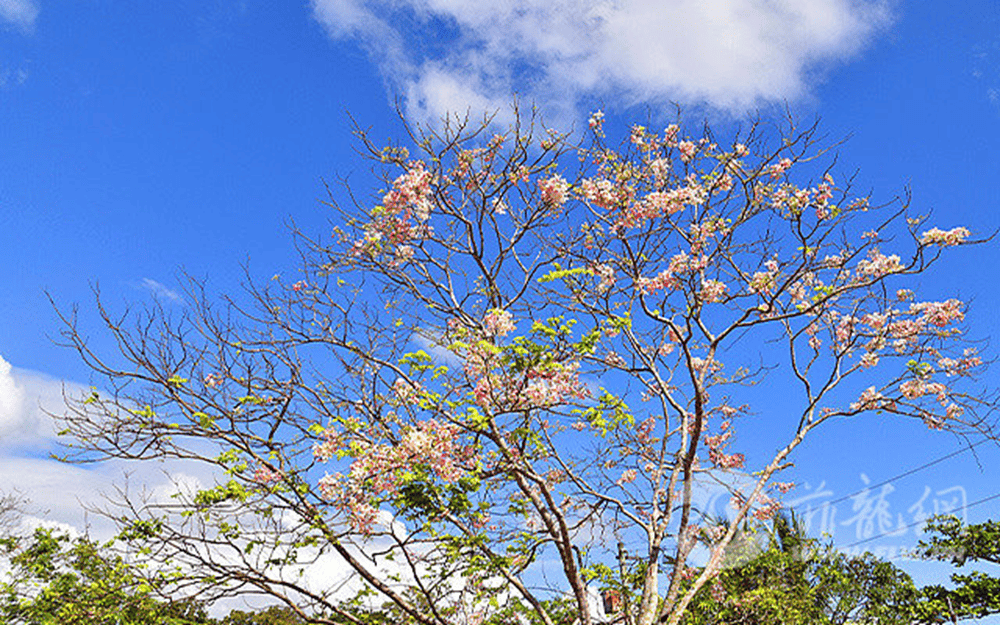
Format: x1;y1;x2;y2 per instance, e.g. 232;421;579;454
311;0;893;125
140;278;183;303
0;0;38;30
0;355;71;447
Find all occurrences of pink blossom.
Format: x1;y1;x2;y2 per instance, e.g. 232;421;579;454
630;124;648;147
312;426;344;462
711;450;744;469
690;356;722;374
899;379;947;402
767;158;793;178
859;352;879;369
315;419;475;533
715;173;734;193
910;299;964;327
383;161;435;222
753;494;781;520
483;308;515;336
394;244;414;264
616;468;638;485
748;267;777;295
700;279;727;303
920;226;970;247
203;373;223;388
605;351;627;367
856;249;904;279
538;174;570;212
937;351;981;376
648;158;671;186
252;464;284;485
663;124;680;147
588;109;605;131
474;362;589;411
852;386;889;411
578;178;617;209
591;263;616;293
677;140;697;162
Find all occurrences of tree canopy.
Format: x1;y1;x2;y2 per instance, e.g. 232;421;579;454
54;109;996;625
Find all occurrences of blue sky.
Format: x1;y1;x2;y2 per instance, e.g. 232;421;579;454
1;0;999;607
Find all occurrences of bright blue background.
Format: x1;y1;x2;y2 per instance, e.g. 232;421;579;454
1;0;998;611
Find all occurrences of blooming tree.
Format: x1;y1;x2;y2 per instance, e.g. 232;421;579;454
57;109;995;625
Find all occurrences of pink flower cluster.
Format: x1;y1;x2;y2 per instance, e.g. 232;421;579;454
700;279;727;303
899;379;947;402
538;174;570;212
588;109;605;131
856;249;904;279
748;260;780;295
920;226;970;247
604;351;627;367
767;158;793;178
937;350;982;376
352;161;435;258
616;181;705;229
483;308;515;336
578;178;616;209
752;493;781;521
637;252;708;295
616;468;638;485
315;419;475;534
473;362;589;412
910;299;964;328
383;161;434;222
252;464;284;486
705;421;744;469
591;263;616;293
851;386;890;412
203;373;223;388
677;140;698;162
312;426;345;462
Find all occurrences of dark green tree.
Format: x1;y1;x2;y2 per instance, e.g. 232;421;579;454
913;515;1000;623
681;513;921;625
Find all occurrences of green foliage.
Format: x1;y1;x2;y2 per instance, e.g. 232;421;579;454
682;514;920;625
219;606;308;624
0;527;211;625
912;515;1000;623
573;390;633;436
681;514;1000;624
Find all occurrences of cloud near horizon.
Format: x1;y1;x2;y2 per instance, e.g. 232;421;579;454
311;0;893;125
0;0;38;30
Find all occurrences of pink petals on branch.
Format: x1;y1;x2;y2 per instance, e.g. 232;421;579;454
538;174;570;213
920;226;970;247
315;419;475;534
483;308;515;337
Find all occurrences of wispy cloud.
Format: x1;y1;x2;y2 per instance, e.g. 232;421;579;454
311;0;893;125
0;0;38;31
140;278;183;303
